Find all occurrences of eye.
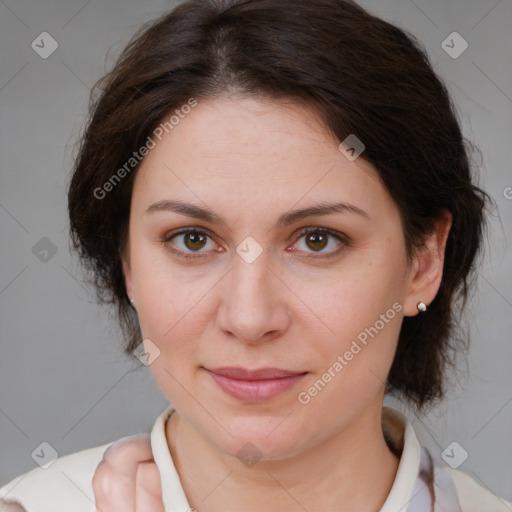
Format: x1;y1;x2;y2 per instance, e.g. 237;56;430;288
161;226;348;260
289;227;348;258
161;228;220;259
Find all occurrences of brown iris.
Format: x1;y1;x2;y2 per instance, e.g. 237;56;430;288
183;232;208;251
305;232;328;251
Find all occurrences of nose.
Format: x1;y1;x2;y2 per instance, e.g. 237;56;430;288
216;252;291;345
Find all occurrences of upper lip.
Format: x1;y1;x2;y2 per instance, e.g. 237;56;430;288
206;367;306;381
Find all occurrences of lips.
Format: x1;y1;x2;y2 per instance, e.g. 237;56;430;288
207;367;305;380
204;366;307;402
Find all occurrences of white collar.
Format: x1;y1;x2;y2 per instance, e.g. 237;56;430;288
150;405;422;511
151;406;191;511
379;406;423;511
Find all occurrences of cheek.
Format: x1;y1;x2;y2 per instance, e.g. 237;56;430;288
289;254;405;418
294;294;402;435
299;252;405;353
130;250;206;352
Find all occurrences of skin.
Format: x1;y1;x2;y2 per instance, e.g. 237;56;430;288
93;436;163;511
95;94;451;511
0;499;28;512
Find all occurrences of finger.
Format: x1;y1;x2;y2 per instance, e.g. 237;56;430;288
0;499;28;512
103;434;153;474
93;435;153;512
93;458;135;512
135;462;164;512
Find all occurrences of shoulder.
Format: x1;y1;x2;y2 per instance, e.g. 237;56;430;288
447;467;512;512
0;442;111;512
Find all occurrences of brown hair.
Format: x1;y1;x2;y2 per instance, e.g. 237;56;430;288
68;0;489;411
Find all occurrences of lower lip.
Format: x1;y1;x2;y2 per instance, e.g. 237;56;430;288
205;370;307;403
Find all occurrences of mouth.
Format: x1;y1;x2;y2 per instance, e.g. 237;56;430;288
203;366;308;403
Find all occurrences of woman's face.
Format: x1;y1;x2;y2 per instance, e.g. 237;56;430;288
123;95;424;460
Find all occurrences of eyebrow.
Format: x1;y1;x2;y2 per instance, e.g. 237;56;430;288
145;199;370;227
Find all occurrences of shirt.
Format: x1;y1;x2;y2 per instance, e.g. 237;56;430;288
0;405;510;511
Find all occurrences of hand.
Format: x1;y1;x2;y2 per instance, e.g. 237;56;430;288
0;498;28;512
92;435;164;512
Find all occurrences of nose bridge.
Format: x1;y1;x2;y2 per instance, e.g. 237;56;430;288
218;247;290;342
229;232;273;296
230;248;275;311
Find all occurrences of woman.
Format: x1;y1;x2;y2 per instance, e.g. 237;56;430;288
1;0;510;510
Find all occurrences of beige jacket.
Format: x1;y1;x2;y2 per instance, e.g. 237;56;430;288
1;406;510;512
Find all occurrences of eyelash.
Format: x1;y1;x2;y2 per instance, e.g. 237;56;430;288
161;226;349;260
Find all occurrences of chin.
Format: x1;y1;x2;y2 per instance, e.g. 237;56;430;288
211;418;306;462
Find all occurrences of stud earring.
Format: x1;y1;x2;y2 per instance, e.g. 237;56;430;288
130;298;136;306
417;301;427;312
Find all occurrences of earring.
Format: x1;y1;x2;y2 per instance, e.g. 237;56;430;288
130;298;136;306
417;301;427;312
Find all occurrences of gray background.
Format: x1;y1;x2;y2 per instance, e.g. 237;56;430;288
1;0;511;503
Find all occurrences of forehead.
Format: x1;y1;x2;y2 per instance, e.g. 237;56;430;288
131;95;391;221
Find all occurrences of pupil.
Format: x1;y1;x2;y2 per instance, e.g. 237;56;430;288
307;233;327;251
186;232;206;250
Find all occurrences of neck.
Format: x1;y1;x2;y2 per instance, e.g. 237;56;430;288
166;397;400;512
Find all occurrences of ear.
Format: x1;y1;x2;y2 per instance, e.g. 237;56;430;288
403;209;452;317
